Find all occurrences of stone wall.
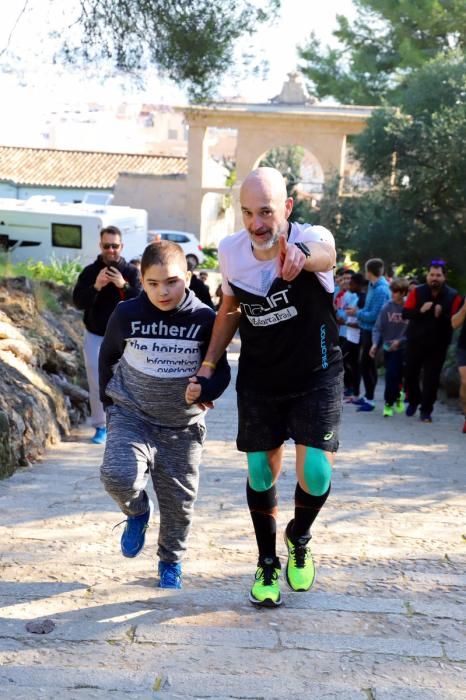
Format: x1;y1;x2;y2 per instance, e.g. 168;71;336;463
0;277;89;478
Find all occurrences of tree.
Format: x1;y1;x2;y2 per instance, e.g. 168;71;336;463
59;0;280;102
298;0;466;105
319;54;466;285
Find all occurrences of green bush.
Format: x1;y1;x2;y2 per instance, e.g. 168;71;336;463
201;247;219;270
0;254;83;287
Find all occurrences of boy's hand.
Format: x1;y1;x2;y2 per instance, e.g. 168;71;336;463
185;376;214;410
277;234;306;281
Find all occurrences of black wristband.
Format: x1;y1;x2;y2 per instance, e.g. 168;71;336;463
295;242;311;258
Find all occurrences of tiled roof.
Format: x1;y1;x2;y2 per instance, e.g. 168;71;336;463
0;146;187;189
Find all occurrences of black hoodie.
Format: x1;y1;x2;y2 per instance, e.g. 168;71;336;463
72;256;142;336
99;289;230;428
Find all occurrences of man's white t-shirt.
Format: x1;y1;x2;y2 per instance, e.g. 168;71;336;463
219;222;335;299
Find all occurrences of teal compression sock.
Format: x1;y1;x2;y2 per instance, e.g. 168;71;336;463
247;451;273;492
302;446;332;496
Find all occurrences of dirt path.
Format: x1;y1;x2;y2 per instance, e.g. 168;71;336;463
1;350;465;698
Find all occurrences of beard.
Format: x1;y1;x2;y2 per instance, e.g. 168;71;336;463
249;228;281;251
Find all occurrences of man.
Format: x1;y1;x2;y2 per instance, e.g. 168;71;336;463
187;260;215;309
402;262;462;422
451;296;466;433
73;226;142;444
334;270;358;397
191;167;343;607
346;258;390;412
344;272;366;402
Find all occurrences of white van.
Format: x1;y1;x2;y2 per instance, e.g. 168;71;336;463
0;196;148;265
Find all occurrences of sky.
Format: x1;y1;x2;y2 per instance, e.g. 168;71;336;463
0;0;357;107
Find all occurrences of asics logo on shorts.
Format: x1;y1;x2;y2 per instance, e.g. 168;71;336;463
323;431;334;441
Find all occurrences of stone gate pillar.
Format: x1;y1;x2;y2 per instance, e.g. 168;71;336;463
186;124;208;239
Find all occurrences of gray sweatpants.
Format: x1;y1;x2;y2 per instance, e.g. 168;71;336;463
100;404;205;563
83;330;106;429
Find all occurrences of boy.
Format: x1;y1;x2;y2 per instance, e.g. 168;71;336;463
99;241;230;588
369;278;409;417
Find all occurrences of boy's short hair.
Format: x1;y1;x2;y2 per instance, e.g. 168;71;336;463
141;240;187;276
350;272;365;286
365;258;384;277
390;277;409;294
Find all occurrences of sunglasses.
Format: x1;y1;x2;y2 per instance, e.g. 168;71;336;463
102;243;121;250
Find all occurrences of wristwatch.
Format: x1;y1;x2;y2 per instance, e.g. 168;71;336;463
295;242;311;258
122;282;130;291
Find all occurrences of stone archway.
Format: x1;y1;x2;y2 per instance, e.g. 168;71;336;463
182;73;373;237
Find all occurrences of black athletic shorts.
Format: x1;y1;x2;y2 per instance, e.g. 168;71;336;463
236;370;343;453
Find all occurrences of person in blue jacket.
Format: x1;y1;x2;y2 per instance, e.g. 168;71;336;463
346;258;390;411
99;240;230;589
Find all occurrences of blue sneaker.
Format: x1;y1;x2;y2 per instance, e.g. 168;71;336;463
351;397;367;406
356;399;375;412
406;404;418;417
91;427;107;444
120;500;153;558
158;561;182;589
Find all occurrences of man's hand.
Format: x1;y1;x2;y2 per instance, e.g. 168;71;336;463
106;266;126;289
185;376;214;411
94;268;111;291
434;304;442;318
277;234;306;281
420;301;433;313
369;343;378;358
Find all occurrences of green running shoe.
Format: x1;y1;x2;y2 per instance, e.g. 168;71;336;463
394;391;405;414
284;524;315;592
383;403;394;417
249;557;282;607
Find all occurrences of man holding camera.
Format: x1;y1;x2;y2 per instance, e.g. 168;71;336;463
73;226;142;443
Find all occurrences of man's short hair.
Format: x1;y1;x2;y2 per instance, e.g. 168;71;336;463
100;225;122;239
141;240;187;275
390;277;409;294
365;258;384;277
335;266;347;276
429;259;446;275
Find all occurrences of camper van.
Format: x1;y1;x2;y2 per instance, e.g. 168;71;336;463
0;196;148;265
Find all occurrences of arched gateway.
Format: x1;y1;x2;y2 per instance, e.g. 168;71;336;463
182;73;373;236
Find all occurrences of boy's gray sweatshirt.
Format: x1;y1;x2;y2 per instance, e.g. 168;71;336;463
99;289;230;428
372;300;409;348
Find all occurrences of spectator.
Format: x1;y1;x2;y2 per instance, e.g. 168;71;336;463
187;260;215;309
402;261;462;422
346;258;390;412
344;272;366;402
335;270;358;396
451;296;466;433
369;278;409;417
73;226;142;444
